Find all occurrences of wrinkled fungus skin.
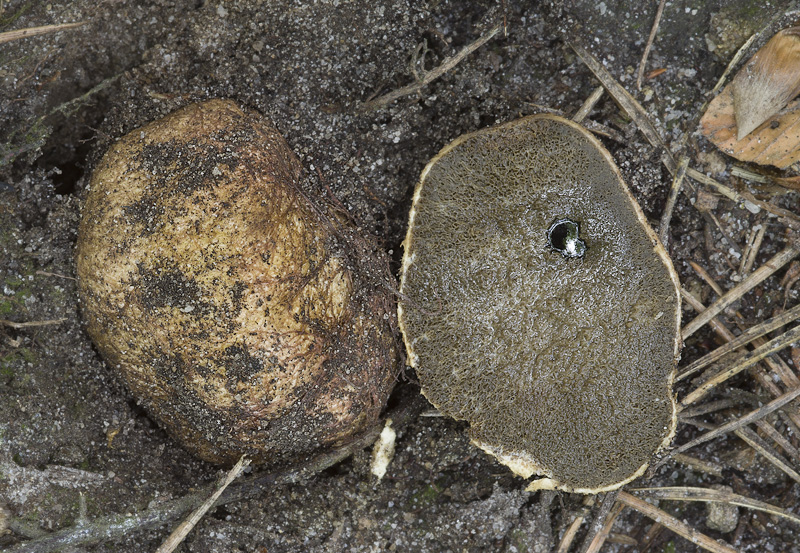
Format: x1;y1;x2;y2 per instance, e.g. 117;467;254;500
76;99;397;465
399;114;681;493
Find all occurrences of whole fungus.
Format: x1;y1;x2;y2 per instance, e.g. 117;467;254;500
76;99;398;465
398;114;681;494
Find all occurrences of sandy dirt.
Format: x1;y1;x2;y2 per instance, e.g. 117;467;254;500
2;1;800;552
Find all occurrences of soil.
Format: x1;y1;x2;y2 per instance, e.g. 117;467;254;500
1;1;800;552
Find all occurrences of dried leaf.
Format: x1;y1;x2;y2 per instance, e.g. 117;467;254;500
699;84;800;169
732;27;800;140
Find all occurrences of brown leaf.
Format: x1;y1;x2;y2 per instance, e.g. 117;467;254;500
699;84;800;169
731;27;800;140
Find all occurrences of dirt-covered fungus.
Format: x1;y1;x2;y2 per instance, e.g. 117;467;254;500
398;114;681;494
76;99;398;465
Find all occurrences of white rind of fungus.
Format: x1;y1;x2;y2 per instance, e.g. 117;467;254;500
370;420;396;480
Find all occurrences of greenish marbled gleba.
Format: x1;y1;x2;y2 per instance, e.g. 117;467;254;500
399;114;681;494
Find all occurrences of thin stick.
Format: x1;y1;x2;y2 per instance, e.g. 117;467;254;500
681;324;800;406
689;169;800;230
637;519;667;552
680;287;800;435
583;501;625;553
630;486;800;527
671;386;800;461
736;189;800;230
672;453;724;477
155;456;251;553
706;210;744;257
734;427;800;485
658;156;689;245
681;244;800;339
677;302;800;382
577;491;619;553
711;34;758;95
0;318;66;329
35;270;77;281
636;0;667;90
685;167;749;206
740;223;767;275
0;22;85;45
570;41;676;173
556;496;594;553
616;492;738;553
754;418;800;461
730;165;770;184
679;398;742;419
572;86;605;123
362;25;502;110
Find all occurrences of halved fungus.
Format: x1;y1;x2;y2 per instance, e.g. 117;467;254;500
398;114;681;494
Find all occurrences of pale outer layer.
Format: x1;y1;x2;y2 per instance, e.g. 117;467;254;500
398;114;681;494
76;99;397;465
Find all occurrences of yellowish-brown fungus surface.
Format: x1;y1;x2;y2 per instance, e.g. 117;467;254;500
77;99;397;465
399;114;680;493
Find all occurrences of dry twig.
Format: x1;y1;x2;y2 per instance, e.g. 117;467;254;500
754;418;800;461
0;22;85;45
35;270;77;281
556;496;594;553
571;86;604;123
710;33;758;95
616;491;737;553
582;500;625;553
155;456;251;553
681;324;800;406
734;426;800;485
658;156;689;245
681;243;800;339
685;168;752;209
362;25;502;110
677;302;800;382
576;491;619;553
0;318;66;329
670;386;800;462
740;222;768;275
636;0;667;90
672;453;724;478
631;486;800;527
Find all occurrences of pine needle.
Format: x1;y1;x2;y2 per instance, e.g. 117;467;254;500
681;244;800;339
681;324;800;405
616;491;738;553
0;21;84;45
677;302;800;382
630;486;800;527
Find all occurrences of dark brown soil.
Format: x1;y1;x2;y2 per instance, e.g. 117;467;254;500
1;1;799;552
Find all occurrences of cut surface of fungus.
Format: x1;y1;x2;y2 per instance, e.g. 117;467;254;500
398;114;681;493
